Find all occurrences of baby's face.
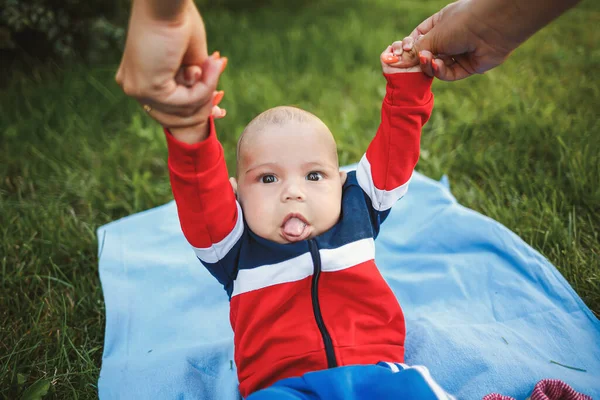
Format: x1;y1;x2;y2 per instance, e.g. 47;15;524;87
236;121;347;244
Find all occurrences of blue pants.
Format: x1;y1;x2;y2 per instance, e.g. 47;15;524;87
247;362;455;400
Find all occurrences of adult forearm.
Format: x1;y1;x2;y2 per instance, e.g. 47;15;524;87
117;0;211;125
474;0;582;48
135;0;191;22
409;0;583;80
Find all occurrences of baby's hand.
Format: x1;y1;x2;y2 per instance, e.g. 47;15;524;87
380;36;421;74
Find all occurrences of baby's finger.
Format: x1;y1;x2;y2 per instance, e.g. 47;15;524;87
162;56;224;111
175;65;203;87
185;65;202;85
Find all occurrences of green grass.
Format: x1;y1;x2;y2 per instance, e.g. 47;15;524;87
1;0;599;397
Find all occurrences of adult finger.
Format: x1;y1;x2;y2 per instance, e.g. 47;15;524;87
436;54;455;67
409;10;441;41
431;56;473;81
115;62;124;87
180;3;209;67
143;101;213;128
138;98;199;119
213;90;225;106
418;50;435;77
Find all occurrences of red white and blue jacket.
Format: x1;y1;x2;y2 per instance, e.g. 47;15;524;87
165;72;433;398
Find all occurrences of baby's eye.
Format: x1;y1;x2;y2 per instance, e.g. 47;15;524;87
306;172;323;181
260;174;278;184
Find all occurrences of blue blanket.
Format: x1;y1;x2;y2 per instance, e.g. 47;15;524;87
97;170;600;399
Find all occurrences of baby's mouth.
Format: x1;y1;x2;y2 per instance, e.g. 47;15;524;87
281;214;311;242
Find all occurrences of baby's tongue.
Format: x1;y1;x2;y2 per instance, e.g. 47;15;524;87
283;217;305;236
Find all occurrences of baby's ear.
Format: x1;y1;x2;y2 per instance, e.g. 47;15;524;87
339;171;347;186
229;177;238;197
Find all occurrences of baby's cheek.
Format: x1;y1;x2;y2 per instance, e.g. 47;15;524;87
245;199;275;233
317;191;342;226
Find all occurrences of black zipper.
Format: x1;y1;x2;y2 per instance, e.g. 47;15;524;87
308;239;337;368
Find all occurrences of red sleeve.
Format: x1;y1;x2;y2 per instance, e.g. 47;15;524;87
165;117;240;249
357;72;433;212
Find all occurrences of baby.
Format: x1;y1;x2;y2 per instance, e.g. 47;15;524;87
159;37;445;398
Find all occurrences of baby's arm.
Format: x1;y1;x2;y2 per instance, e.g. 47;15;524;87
357;37;434;232
161;56;242;289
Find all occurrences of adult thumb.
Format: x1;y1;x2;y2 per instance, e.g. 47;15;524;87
414;29;443;60
413;12;474;62
181;3;208;67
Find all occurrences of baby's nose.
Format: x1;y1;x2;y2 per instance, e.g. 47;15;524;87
282;182;305;201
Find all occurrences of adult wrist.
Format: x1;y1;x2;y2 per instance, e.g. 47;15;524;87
144;0;190;22
471;0;581;51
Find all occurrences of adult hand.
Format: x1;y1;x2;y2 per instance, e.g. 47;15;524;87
397;0;581;81
408;0;513;81
115;0;210;126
